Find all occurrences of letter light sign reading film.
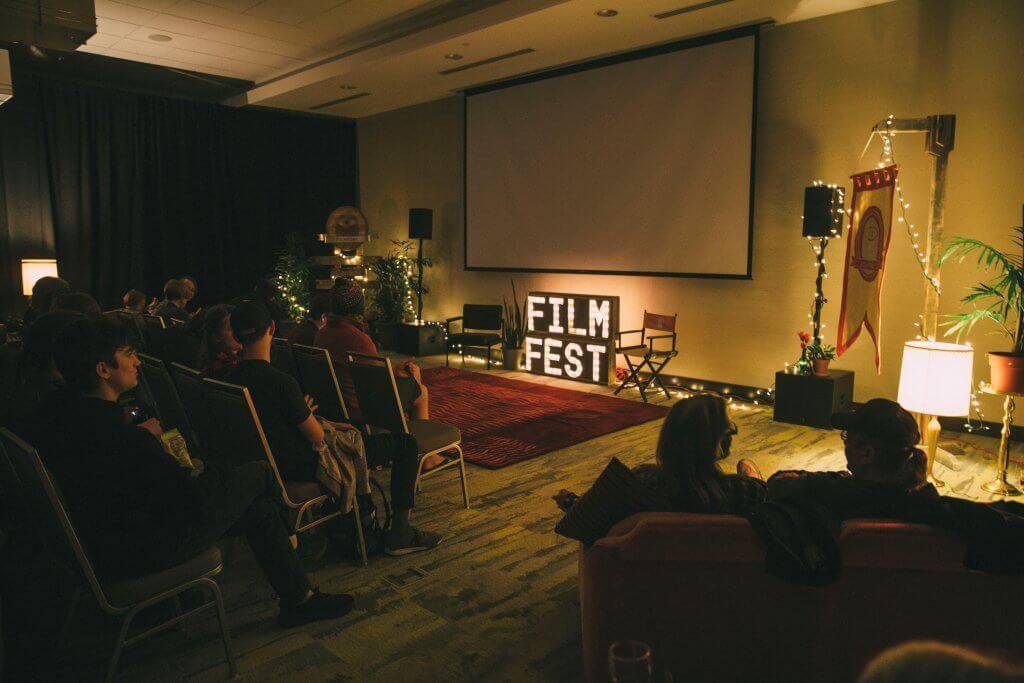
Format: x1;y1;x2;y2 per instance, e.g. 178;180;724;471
524;292;619;385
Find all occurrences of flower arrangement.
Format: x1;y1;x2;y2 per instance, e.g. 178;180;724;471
795;331;836;374
501;279;526;350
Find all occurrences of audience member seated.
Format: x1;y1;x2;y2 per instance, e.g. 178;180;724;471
288;292;332;347
121;288;147;314
50;291;102;318
198;304;241;375
0;311;82;426
18;317;355;627
553;394;766;533
312;280;443;471
859;640;1024;683
223;302;441;555
22;276;69;325
180;275;200;313
153;279;192;322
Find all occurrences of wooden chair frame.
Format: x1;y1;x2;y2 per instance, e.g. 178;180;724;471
344;351;470;508
0;429;236;682
199;377;367;565
614;311;679;403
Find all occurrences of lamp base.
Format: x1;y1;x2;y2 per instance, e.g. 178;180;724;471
981;479;1022;496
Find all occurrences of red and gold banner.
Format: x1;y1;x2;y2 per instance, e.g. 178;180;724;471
836;165;898;372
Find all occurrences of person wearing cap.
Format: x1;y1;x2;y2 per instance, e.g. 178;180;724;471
223;301;442;556
765;398;934;515
288;292;333;347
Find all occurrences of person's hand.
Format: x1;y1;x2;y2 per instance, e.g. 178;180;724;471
138;418;164;437
400;360;422;383
305;395;318;413
552;489;579;512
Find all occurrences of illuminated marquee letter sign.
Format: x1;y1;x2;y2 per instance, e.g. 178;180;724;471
524;292;619;385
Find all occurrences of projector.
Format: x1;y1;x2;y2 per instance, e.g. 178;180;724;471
0;49;11;105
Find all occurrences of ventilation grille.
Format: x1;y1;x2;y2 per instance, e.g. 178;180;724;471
309;91;371;111
439;48;535;75
654;0;735;20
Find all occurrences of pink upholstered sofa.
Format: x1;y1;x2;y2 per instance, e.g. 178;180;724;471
579;512;1024;682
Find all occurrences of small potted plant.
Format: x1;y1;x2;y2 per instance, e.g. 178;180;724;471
501;279;526;370
794;331;835;376
941;219;1024;394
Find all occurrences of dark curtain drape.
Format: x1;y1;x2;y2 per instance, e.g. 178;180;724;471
0;73;357;312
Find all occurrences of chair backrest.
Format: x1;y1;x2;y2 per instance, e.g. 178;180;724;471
199;377;287;483
291;344;349;423
343;352;408;435
643;311;677;333
137;353;200;452
169;362;213;455
0;428;118;612
462;304;503;332
270;338;303;391
140;314;167;354
113;311;146;351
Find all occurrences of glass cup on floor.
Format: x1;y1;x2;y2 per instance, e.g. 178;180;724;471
609;640;653;682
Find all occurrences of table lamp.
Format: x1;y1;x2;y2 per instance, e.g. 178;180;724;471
897;340;973;487
21;258;59;296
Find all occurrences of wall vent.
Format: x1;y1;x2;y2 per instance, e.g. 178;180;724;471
653;0;735;20
439;47;535;75
309;91;371;111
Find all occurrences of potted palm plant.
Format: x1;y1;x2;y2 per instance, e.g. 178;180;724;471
940;218;1024;394
501;279;527;370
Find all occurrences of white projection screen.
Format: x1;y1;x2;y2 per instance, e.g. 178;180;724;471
464;27;759;278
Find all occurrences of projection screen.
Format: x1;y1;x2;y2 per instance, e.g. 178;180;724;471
464;27;759;278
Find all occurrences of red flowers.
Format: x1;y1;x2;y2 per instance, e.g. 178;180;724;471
797;331;812;348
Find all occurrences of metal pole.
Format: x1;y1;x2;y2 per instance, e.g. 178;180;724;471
921;152;948;340
416;238;424;323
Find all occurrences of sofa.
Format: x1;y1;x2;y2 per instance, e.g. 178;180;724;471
579;512;1024;682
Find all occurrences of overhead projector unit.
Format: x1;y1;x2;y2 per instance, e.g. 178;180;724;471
0;0;97;51
0;49;11;105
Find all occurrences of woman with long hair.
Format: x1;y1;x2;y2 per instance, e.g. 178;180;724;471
554;393;766;517
197;304;241;376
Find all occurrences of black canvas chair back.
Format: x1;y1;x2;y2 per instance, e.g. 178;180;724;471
198;377;269;468
463;304;502;332
169;362;214;456
271;338;303;391
137;353;200;452
292;344;349;423
140;314;166;352
343;352;407;434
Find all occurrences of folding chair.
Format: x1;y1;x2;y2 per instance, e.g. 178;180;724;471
271;338;304;391
445;304;503;369
168;362;218;457
0;429;235;683
614;311;678;403
344;351;470;508
140;314;165;344
291;344;349;424
199;377;367;565
137;353;201;453
113;311;146;352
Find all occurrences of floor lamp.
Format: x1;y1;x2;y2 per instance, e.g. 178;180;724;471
897;340;973;488
408;208;432;324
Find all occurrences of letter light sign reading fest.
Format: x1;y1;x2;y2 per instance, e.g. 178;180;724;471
524;292;619;385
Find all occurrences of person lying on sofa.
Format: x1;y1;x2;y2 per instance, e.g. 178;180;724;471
748;398;1024;583
552;394;767;544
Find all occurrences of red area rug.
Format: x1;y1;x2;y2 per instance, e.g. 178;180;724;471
421;367;669;469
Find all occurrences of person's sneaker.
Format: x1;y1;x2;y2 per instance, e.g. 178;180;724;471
384;527;443;556
277;589;355;628
736;458;764;481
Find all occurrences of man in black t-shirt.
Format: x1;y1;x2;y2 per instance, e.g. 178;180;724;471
222;302;441;556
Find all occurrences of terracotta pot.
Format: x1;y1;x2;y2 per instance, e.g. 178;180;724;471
502;347;523;371
812;358;831;377
988;352;1024;394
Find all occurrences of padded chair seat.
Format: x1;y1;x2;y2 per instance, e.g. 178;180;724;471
620;347;678;359
448;332;501;347
284;480;325;503
408;419;461;454
105;545;222;606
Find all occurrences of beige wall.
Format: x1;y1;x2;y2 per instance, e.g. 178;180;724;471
358;0;1024;415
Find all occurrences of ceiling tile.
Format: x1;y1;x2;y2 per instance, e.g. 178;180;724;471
95;16;141;36
200;26;315;59
95;0;160;24
164;0;319;45
110;0;181;12
244;0;348;27
147;12;221;37
85;32;124;47
195;0;263;12
123;26;301;67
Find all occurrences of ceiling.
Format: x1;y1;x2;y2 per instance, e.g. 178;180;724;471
77;0;895;117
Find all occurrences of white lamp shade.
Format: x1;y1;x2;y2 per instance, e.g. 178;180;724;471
21;259;59;296
897;340;973;417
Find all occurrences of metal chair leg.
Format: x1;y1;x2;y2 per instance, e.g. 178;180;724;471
59;588;85;647
455;445;470;509
351;494;368;567
207;580;238;678
107;606;140;683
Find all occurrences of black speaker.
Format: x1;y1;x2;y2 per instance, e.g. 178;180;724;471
409;208;433;240
802;186;845;238
773;369;854;429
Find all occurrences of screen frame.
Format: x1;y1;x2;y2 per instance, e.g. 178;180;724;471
462;23;761;280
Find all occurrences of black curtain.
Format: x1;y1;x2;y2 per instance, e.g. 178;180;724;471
0;73;357;313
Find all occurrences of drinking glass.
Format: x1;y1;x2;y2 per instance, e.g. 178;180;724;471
608;640;653;682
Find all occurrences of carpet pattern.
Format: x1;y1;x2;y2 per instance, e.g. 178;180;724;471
421;367;669;468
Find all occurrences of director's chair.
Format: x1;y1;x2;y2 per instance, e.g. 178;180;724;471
614;311;678;402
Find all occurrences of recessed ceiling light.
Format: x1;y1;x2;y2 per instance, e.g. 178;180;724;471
444;52;463;60
339;84;356;89
595;8;618;17
148;34;172;42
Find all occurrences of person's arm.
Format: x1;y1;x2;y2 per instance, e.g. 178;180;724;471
280;375;324;446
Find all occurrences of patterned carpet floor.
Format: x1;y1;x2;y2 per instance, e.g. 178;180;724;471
55;358;1023;681
422;367;667;468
